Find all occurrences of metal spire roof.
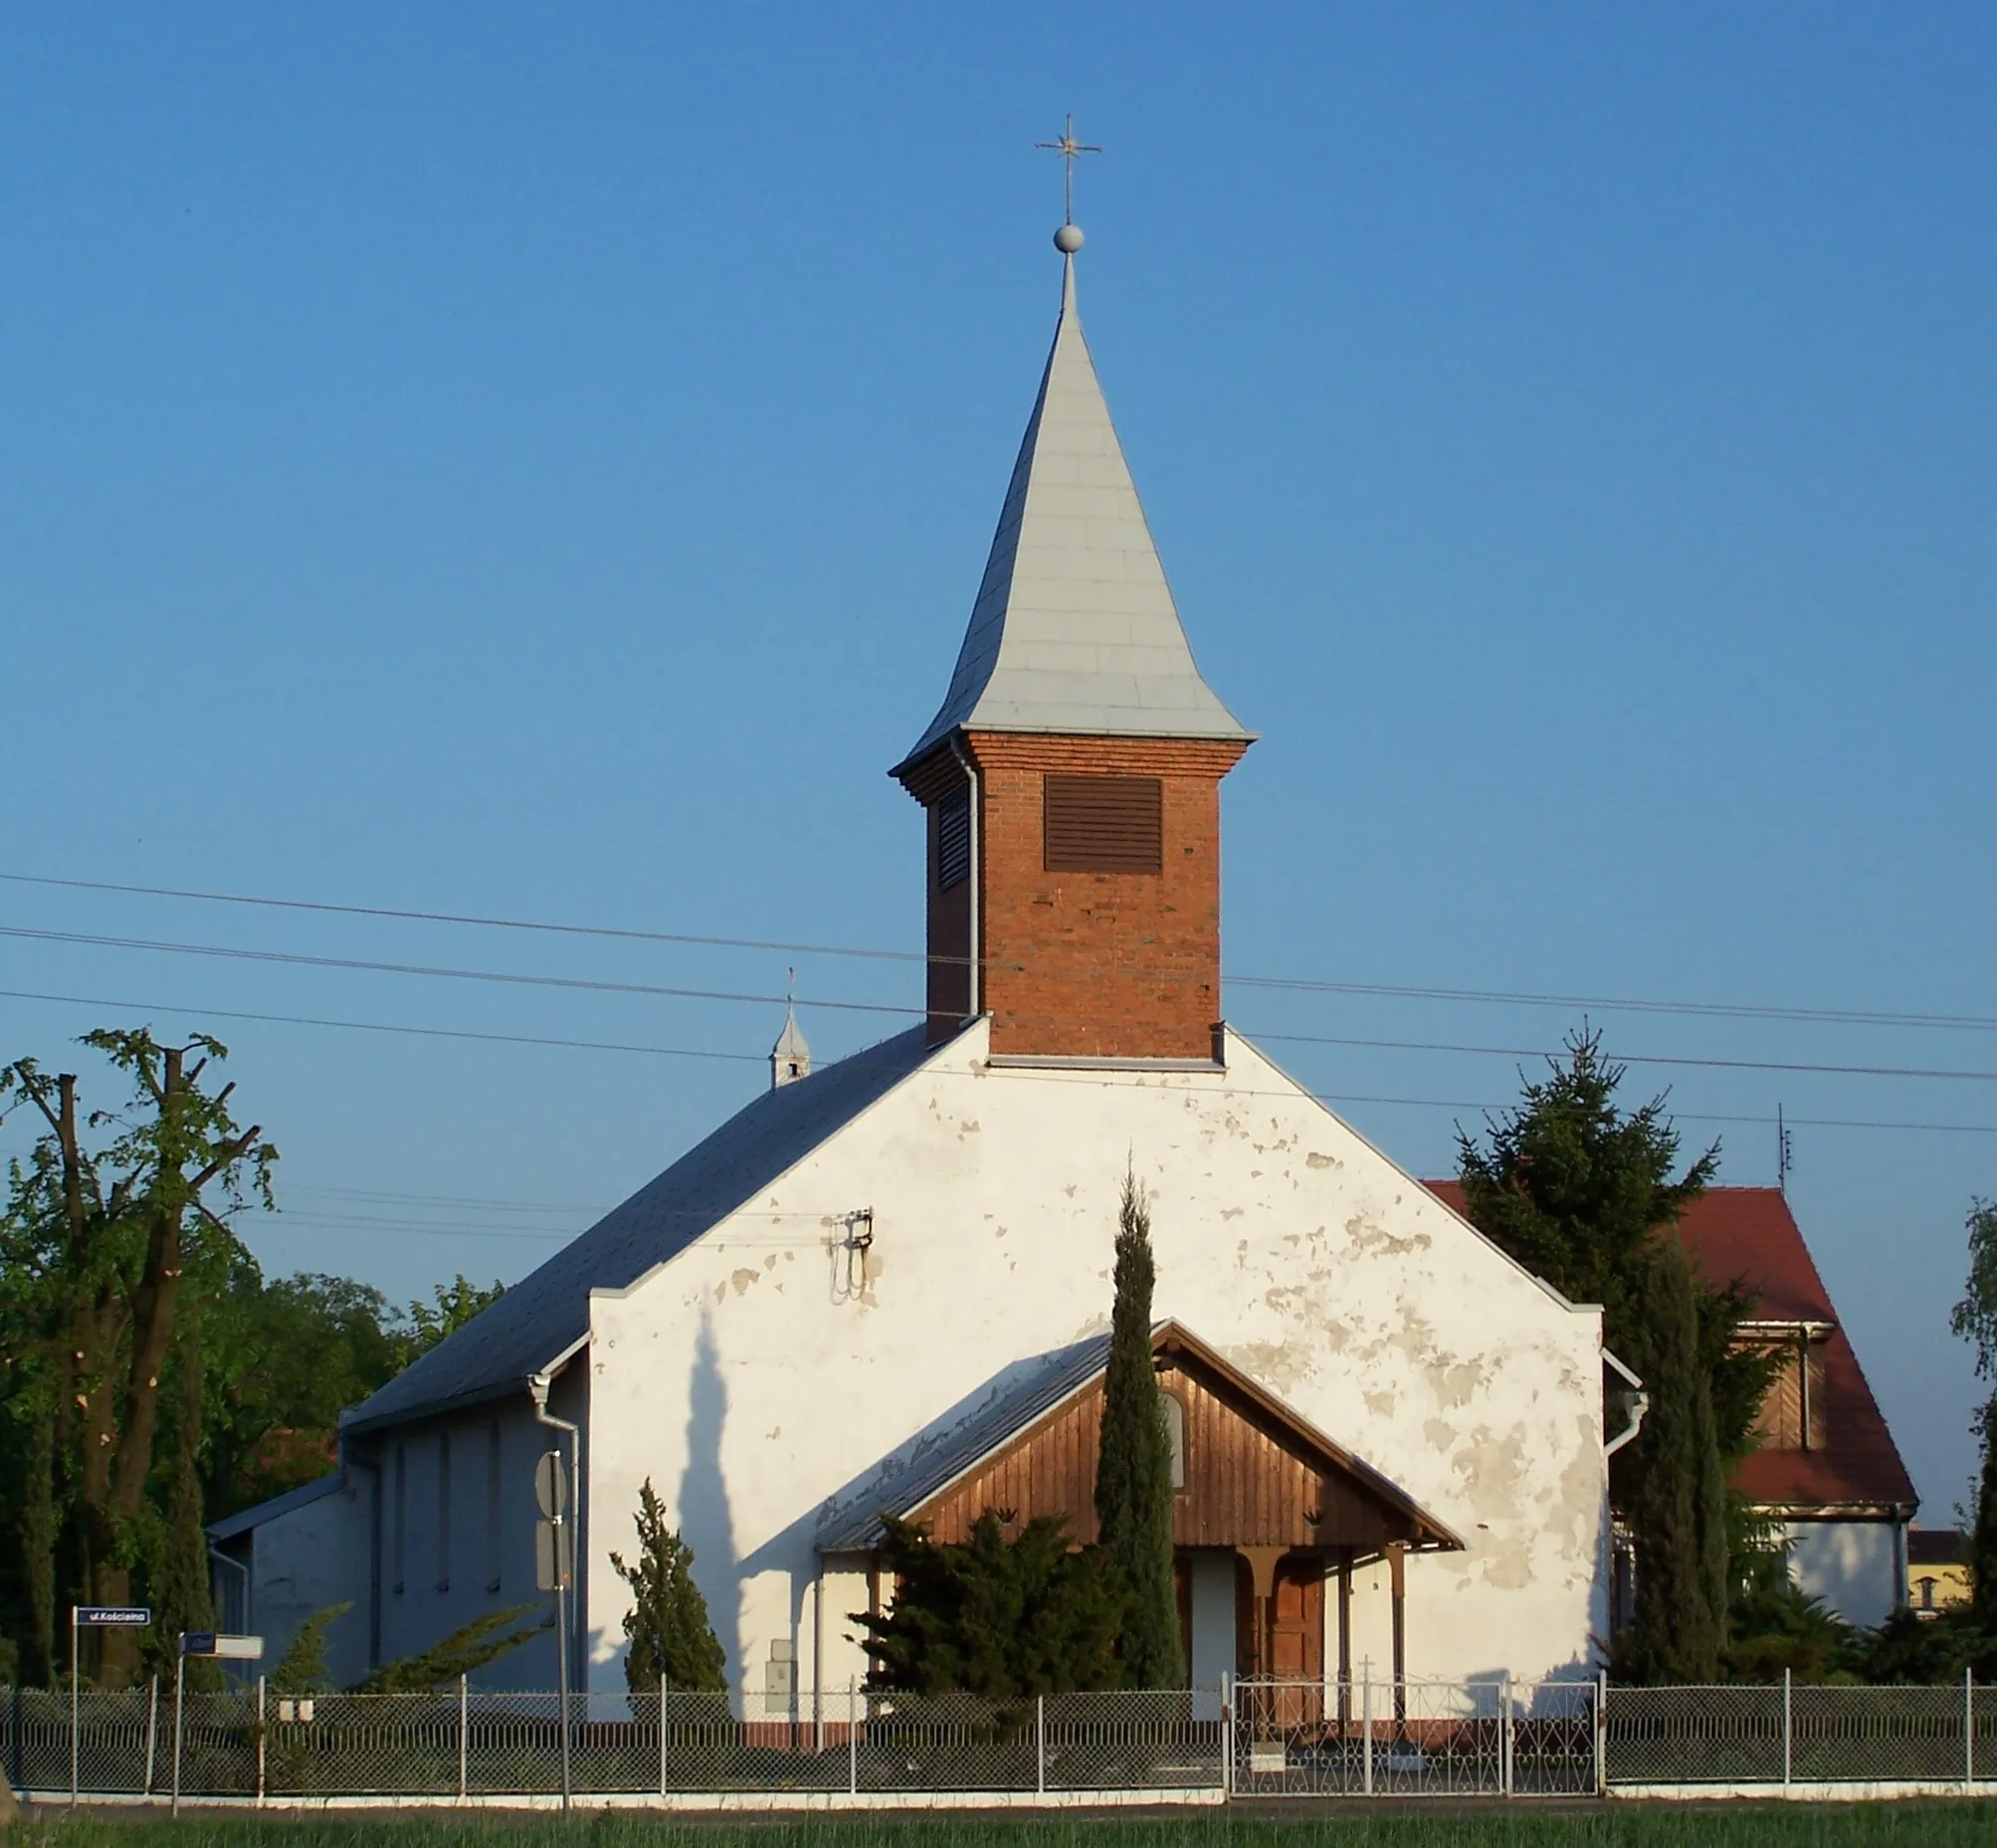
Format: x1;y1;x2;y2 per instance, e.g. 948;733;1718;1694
897;237;1251;772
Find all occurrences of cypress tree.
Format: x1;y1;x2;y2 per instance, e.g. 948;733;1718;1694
612;1477;727;1693
1621;1243;1729;1682
1093;1168;1183;1689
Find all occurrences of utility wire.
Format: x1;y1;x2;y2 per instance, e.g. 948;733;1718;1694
7;983;1997;1119
1244;1027;1997;1086
7;868;1990;1035
0;927;924;1018
1227;973;1997;1036
0;987;769;1064
0;871;1001;969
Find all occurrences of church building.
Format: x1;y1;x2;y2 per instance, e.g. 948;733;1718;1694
212;224;1630;1705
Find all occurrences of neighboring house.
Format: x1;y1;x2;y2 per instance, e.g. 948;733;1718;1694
213;225;1634;1707
1680;1188;1916;1628
1906;1529;1971;1618
1423;1182;1916;1629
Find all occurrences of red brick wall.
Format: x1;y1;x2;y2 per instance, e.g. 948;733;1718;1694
961;731;1249;1060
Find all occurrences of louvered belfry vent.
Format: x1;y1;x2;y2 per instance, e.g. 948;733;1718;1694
1043;774;1163;874
936;786;972;890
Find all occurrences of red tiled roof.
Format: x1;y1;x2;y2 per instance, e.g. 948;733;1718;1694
1907;1529;1968;1568
1421;1180;1916;1518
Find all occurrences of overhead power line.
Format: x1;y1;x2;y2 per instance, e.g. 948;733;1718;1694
0;871;997;968
3;986;1994;1137
7;868;1990;1036
1227;974;1997;1036
0;987;767;1064
0;926;923;1019
1244;1027;1997;1085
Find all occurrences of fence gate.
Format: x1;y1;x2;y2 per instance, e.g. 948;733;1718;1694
1227;1677;1599;1797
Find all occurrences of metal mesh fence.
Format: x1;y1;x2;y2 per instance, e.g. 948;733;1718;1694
1229;1678;1597;1797
1604;1679;1997;1786
8;1677;1992;1799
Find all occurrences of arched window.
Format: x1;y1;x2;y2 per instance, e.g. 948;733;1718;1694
1161;1392;1186;1491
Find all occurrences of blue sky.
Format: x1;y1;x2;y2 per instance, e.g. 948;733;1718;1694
3;5;1993;1521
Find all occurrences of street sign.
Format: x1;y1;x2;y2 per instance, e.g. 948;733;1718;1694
535;1518;574;1591
74;1605;151;1627
180;1632;264;1660
533;1449;568;1519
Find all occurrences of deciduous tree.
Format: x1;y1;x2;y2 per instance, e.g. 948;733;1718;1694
1;1029;274;1682
1952;1196;1997;1621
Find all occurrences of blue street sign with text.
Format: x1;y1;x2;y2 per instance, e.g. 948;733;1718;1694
74;1605;151;1627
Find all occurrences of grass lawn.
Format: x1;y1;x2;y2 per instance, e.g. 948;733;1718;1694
9;1808;1997;1848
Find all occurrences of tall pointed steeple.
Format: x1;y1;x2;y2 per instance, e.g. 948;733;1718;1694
895;223;1252;1063
896;243;1250;774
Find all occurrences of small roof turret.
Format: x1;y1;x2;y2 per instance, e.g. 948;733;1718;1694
770;1002;812;1090
895;233;1250;775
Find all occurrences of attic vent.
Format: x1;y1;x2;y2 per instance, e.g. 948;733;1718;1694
1044;774;1162;874
936;786;971;891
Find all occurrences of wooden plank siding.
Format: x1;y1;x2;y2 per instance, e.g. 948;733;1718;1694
909;1339;1422;1555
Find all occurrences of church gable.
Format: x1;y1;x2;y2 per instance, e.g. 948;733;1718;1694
833;1322;1461;1560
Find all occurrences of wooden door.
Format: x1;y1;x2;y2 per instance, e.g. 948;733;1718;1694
1271;1557;1323;1728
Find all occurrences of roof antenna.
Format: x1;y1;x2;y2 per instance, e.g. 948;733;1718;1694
1036;112;1101;254
1777;1103;1793;1195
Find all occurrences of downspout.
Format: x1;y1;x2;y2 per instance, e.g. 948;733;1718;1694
1604;1389;1650;1459
946;734;981;1021
813;1556;825;1752
528;1375;585;1687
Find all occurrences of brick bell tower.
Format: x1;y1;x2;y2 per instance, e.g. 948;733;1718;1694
892;224;1253;1061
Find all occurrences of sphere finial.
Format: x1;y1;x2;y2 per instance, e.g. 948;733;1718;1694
1054;223;1085;255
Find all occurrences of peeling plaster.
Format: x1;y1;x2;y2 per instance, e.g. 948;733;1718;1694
1228;1339;1308;1395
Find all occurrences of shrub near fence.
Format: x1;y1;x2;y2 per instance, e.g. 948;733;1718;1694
5;1677;1993;1801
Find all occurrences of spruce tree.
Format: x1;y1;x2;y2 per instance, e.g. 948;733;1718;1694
1458;1030;1754;1677
1093;1168;1183;1689
1620;1244;1729;1681
611;1477;726;1693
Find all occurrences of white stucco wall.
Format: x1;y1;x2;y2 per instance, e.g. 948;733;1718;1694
580;1022;1612;1705
1786;1519;1904;1629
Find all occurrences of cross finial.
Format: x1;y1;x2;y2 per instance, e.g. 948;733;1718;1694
1035;113;1102;228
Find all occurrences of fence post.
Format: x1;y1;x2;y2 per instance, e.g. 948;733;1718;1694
1036;1693;1046;1796
1594;1671;1607;1797
1781;1669;1792;1788
458;1674;469;1802
1220;1671;1232;1797
256;1675;267;1806
1967;1668;1975;1790
1500;1673;1513;1797
847;1678;858;1796
144;1675;158;1795
170;1651;185;1818
659;1675;668;1799
1362;1673;1373;1796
